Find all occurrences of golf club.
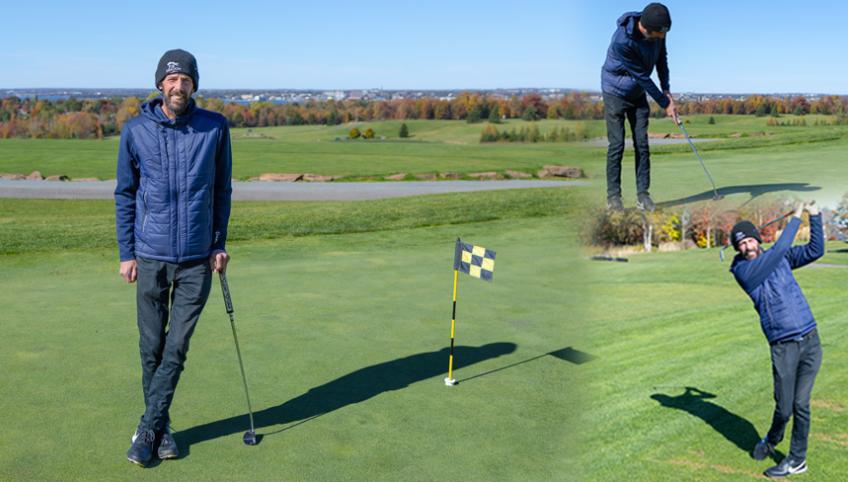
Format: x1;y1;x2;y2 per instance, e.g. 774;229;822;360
718;209;797;261
676;117;723;201
219;271;260;446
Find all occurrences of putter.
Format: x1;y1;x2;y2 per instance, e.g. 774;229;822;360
718;209;797;261
219;271;260;446
676;117;723;201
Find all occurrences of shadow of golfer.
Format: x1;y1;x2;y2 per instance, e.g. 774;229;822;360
658;183;820;208
174;342;516;455
650;387;783;462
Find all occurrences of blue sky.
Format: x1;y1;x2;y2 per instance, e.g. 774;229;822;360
3;1;845;93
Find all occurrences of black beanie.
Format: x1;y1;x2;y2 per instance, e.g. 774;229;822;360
730;221;762;250
641;3;671;33
155;49;199;92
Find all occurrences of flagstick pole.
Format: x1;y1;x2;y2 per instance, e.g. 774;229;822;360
445;269;459;386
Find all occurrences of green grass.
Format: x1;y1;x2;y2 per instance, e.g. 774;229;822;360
0;187;578;255
2;115;848;480
0;211;589;481
577;244;848;480
1;116;846;192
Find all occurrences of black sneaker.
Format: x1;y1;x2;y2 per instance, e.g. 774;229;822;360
126;429;156;467
606;196;624;212
157;426;179;460
636;193;655;212
764;457;807;478
752;437;775;461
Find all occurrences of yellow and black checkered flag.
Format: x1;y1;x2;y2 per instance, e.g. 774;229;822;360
445;238;496;387
453;239;496;281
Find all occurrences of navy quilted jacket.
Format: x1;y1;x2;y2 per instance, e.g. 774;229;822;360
601;11;670;108
114;98;232;263
731;214;824;344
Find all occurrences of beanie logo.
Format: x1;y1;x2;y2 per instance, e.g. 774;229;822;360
166;61;181;73
734;232;745;242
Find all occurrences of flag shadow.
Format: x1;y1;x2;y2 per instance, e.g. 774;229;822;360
174;342;516;456
650;386;784;462
658;183;820;208
457;346;596;384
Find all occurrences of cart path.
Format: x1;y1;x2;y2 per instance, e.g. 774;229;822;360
0;179;587;201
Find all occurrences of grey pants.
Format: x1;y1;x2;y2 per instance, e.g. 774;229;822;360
604;92;651;200
766;329;822;460
136;256;212;433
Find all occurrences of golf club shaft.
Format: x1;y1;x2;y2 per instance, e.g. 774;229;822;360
219;272;256;435
677;120;720;199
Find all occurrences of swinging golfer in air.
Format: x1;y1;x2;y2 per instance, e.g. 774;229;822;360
730;202;823;478
115;49;232;467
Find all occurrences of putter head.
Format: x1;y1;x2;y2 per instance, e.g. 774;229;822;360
712;194;725;201
243;431;260;446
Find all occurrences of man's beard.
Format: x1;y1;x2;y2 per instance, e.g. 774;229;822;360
165;90;190;116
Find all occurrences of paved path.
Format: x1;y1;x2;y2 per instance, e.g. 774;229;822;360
0;179;587;201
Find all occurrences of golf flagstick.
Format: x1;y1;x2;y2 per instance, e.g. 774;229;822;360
445;267;459;386
444;239;495;386
676;117;722;201
219;271;260;445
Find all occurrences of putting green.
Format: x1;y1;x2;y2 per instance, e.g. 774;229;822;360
0;212;590;480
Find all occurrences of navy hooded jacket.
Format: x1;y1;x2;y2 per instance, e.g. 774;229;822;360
601;11;670;108
115;98;232;263
730;214;824;344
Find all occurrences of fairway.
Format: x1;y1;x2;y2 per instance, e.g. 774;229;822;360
577;244;848;481
2;115;847;208
0;198;590;480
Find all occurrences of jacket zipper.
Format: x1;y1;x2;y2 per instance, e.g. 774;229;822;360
141;189;149;232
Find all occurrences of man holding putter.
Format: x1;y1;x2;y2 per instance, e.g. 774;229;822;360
729;201;823;478
115;49;232;467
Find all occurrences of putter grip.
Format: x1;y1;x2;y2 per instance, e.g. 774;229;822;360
219;272;234;314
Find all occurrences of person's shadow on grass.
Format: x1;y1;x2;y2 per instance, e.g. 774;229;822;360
650;387;783;462
174;342;516;457
658;182;820;208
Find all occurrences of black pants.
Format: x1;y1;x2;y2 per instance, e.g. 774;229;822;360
604;92;651;200
135;256;212;433
766;329;822;460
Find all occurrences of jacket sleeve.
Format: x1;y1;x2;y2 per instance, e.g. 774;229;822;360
211;122;233;252
610;39;670;108
732;217;801;293
786;214;824;269
656;40;670;93
114;125;139;262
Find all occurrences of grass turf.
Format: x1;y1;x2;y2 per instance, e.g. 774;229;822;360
577;243;848;481
0;194;590;481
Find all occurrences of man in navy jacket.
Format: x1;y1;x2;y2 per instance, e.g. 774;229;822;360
114;49;232;467
730;202;824;478
601;3;677;211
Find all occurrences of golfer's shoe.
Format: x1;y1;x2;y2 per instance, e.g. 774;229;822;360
764;457;807;478
636;193;656;212
157;426;179;460
752;437;775;461
126;429;156;467
606;196;624;212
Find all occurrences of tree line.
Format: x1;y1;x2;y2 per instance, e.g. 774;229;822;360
1;92;846;139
